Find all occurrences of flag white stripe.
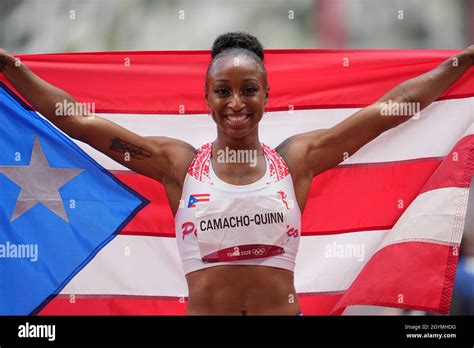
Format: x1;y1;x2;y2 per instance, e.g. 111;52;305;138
65;97;474;171
61;234;188;297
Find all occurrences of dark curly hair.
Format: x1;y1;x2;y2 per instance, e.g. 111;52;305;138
205;32;268;93
211;31;264;60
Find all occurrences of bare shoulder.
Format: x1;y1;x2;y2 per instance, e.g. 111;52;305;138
275;130;326;178
275;130;327;211
146;136;197;185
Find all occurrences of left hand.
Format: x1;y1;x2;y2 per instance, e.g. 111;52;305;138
461;45;474;66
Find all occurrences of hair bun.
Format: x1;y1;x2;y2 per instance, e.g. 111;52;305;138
211;32;264;60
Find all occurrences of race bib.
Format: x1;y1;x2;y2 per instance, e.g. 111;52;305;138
195;195;288;262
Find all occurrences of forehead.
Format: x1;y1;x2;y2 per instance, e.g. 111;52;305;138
208;54;263;83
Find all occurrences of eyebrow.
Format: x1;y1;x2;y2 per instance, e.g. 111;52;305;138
214;78;259;83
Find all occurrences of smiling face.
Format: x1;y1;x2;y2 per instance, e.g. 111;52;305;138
205;54;269;140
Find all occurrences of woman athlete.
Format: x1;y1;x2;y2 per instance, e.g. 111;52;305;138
1;32;473;315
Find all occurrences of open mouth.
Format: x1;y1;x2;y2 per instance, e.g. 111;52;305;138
223;113;252;126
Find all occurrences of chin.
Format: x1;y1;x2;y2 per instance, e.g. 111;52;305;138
223;129;252;140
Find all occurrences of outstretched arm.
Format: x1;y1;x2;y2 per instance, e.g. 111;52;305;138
0;49;196;183
277;46;474;177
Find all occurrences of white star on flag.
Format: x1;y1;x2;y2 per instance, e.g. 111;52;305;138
0;136;84;223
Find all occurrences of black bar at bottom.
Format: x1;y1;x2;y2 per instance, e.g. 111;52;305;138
0;315;472;346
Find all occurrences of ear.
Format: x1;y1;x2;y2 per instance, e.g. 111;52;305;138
204;91;212;116
204;88;210;109
264;85;270;105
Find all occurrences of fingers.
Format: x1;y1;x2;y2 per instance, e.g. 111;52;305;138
0;50;17;73
468;46;474;65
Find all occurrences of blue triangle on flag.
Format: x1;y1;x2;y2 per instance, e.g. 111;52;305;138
0;83;149;315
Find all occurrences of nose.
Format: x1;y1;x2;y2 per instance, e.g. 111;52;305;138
228;92;245;110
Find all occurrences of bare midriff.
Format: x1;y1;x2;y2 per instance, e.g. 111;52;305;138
185;265;300;315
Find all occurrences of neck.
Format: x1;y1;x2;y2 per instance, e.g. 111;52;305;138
212;130;263;155
211;131;264;169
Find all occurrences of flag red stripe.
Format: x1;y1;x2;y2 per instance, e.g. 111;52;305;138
117;172;176;236
116;158;441;237
4;50;473;114
38;293;344;316
38;295;187;316
302;159;440;236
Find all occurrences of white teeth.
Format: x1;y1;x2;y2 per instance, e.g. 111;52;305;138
225;114;250;124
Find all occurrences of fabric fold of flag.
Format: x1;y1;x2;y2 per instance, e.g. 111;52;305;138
332;124;474;314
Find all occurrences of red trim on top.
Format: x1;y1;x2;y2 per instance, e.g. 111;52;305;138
187;142;212;183
262;143;290;182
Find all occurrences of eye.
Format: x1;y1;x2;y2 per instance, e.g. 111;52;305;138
214;87;230;96
243;86;259;95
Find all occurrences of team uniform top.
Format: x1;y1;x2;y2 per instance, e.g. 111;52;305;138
175;142;301;275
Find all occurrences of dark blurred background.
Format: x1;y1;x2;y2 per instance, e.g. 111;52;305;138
0;0;473;53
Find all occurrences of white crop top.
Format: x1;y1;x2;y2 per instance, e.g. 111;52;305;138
174;142;301;275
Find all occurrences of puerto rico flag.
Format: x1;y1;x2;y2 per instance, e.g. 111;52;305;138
0;49;473;315
187;193;211;208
